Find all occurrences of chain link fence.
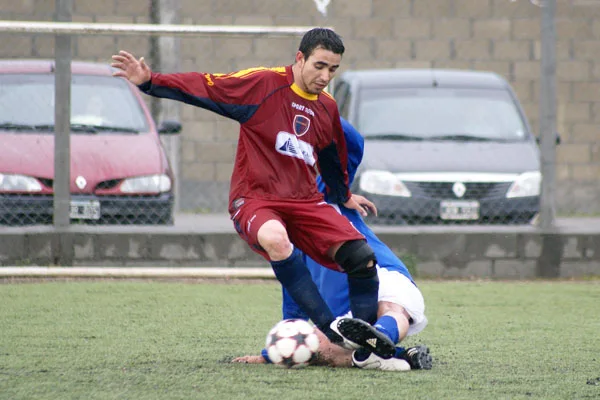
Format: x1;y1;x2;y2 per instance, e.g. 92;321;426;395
1;0;599;227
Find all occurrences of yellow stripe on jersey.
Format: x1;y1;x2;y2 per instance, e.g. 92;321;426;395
321;90;335;101
290;83;318;101
215;66;287;80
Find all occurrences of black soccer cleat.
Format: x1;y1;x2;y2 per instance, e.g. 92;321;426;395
331;317;396;359
398;345;432;370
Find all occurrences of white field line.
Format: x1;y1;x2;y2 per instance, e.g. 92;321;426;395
0;267;275;279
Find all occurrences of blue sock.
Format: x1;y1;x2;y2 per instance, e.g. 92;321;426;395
271;247;335;334
394;346;407;358
347;275;379;324
374;315;400;344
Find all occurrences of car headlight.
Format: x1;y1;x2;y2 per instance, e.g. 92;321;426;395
506;171;541;198
0;173;42;192
358;170;411;197
120;174;172;194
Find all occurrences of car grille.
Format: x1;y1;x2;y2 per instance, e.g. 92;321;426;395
403;181;513;200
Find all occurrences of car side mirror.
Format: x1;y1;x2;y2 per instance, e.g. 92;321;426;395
535;132;561;145
158;120;182;134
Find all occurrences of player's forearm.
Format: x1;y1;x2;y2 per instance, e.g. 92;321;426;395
138;71;208;102
317;143;352;204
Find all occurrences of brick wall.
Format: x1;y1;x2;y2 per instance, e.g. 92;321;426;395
1;0;599;214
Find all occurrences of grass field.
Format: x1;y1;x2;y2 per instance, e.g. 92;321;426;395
0;279;599;400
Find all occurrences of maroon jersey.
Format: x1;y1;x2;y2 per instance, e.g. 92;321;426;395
138;66;351;208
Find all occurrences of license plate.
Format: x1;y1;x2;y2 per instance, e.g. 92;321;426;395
440;200;479;220
69;200;101;220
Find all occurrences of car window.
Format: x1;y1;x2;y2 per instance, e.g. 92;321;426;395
357;87;528;141
0;74;149;132
334;81;351;119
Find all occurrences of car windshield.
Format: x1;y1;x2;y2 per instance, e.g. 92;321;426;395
357;87;528;141
0;73;149;133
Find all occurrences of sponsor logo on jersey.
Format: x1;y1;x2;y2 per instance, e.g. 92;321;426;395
275;131;316;166
293;114;311;137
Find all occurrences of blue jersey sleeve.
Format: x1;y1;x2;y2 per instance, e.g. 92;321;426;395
317;117;364;198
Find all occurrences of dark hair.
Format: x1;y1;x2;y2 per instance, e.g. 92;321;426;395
298;28;345;59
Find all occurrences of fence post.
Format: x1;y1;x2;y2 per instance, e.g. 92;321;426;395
537;0;561;277
152;0;182;214
54;0;74;264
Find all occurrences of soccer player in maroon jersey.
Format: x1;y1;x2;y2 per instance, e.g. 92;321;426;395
111;28;395;358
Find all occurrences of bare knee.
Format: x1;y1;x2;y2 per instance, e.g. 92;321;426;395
257;220;293;261
378;301;411;342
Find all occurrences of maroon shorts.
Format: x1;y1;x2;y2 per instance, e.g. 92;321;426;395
229;198;365;271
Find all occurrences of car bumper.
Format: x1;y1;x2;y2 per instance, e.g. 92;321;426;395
359;192;539;225
0;193;174;225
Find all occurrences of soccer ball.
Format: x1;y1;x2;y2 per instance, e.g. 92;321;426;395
265;319;320;368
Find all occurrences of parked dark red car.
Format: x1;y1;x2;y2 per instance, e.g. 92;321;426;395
0;60;181;225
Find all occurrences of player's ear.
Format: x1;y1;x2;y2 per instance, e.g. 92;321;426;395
295;50;305;65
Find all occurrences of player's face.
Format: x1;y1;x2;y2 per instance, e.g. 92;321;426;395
296;47;341;94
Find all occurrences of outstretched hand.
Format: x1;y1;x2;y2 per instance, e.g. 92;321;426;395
111;50;152;85
343;194;377;217
231;355;266;364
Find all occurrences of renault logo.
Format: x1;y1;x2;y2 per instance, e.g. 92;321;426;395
75;176;87;189
452;182;466;198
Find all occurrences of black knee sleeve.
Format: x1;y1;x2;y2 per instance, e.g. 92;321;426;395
334;240;377;279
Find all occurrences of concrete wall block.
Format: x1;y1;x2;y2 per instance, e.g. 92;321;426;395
493;40;532;61
562;236;583;259
433;60;472;70
2;35;34;57
253;37;297;60
375;39;412;60
472;20;511;40
441;261;493;278
195;142;236;163
454;0;492;18
492;0;540;18
180;0;212;19
412;0;453;18
572;82;600;102
571;123;599;143
571;164;600;182
393;19;433;39
74;0;116;15
415;261;445;277
511;19;541;40
26;233;54;262
0;0;35;14
560;104;592;124
454;39;491;60
353;18;393;39
414;233;484;268
98;234;149;260
414;40;452;60
373;0;411;17
432;19;471;39
212;0;256;15
252;0;310;17
73;235;94;260
520;235;542;259
0;235;25;263
331;0;373;17
585;235;600;260
181;162;215;181
151;236;200;261
557;144;591;164
492;260;537;279
560;261;600;278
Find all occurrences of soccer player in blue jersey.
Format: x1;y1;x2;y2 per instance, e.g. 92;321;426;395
233;118;432;371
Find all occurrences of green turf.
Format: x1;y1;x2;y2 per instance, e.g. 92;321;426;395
0;280;598;400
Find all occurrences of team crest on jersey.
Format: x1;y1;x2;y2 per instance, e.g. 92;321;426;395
293;114;311;137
